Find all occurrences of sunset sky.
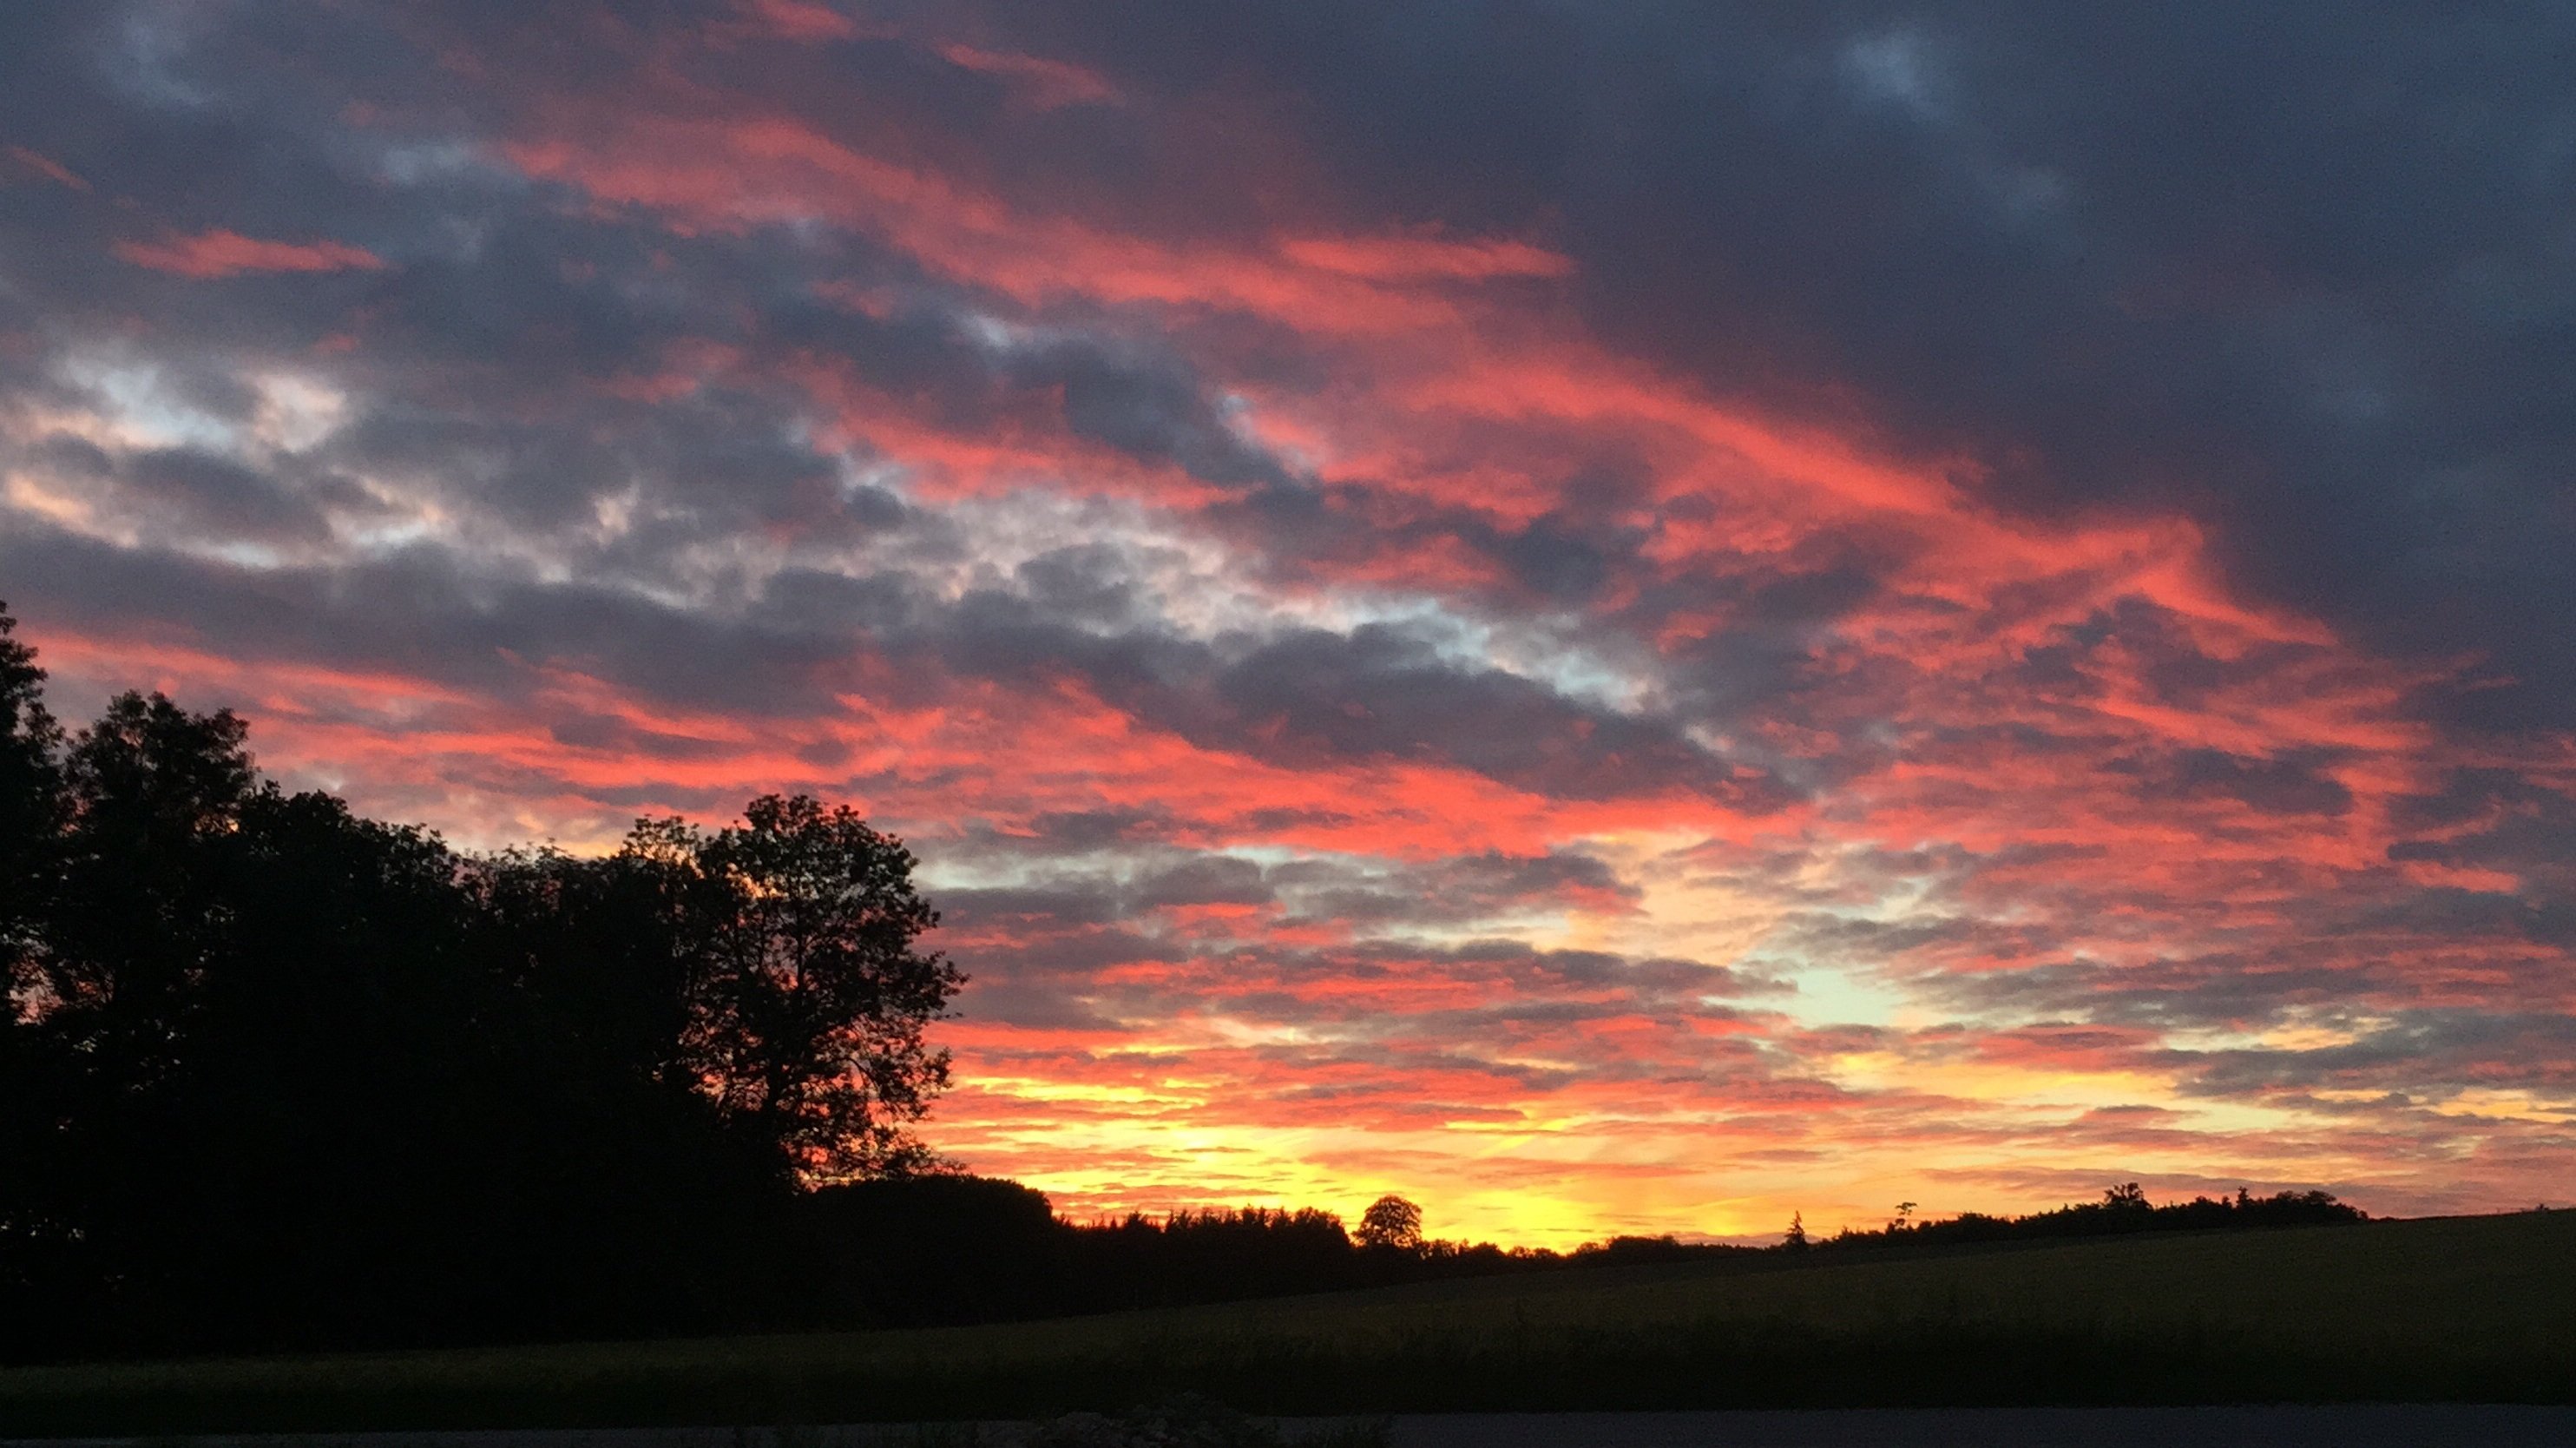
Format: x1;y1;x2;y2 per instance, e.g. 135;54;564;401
3;2;2572;1245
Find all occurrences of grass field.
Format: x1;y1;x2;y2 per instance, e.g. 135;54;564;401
6;1211;2573;1432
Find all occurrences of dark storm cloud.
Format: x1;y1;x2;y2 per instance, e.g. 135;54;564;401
1270;848;1640;925
0;0;1993;826
0;525;868;720
2345;885;2576;955
1083;934;1773;1032
0;503;1742;808
769;299;1300;492
2388;767;2576;896
927;873;1779;1042
1196;624;1713;797
0;0;1291;562
1013;339;1291;491
1926;916;2573;1032
888;587;1774;802
2182;1011;2576;1097
925;836;1647;958
2125;747;2356;818
4;433;353;557
115;447;335;544
961;0;2576;725
21;0;2566;731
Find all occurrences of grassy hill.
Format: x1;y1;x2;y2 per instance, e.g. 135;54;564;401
6;1211;2573;1432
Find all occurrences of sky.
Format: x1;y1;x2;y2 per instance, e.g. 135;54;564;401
2;1;2572;1246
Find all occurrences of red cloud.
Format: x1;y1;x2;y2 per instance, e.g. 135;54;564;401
738;0;856;43
114;228;385;278
6;145;89;190
500;115;1536;334
935;42;1120;109
1278;234;1574;282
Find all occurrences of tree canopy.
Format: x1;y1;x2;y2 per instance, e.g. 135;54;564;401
1358;1195;1424;1252
0;608;962;1356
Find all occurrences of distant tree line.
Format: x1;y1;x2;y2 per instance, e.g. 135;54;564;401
0;609;2376;1362
779;1177;2373;1329
792;1183;1616;1326
1791;1181;2369;1254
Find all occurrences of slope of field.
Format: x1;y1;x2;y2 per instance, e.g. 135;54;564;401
6;1212;2573;1432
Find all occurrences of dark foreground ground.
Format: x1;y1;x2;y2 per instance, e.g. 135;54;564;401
15;1408;2576;1447
3;1212;2572;1433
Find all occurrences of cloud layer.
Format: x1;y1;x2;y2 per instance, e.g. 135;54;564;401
3;0;2570;1241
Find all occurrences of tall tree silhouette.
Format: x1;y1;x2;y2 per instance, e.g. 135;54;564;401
0;607;69;1335
651;795;964;1180
0;603;60;971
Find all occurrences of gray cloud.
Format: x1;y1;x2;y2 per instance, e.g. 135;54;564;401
961;1;2576;727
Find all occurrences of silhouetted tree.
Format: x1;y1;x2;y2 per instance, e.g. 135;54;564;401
652;795;965;1180
0;603;59;975
0;618;970;1358
0;606;69;1340
1358;1195;1423;1252
799;1174;1066;1326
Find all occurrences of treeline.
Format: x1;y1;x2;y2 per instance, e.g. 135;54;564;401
0;609;2375;1363
789;1177;2372;1329
1793;1182;2369;1254
0;608;963;1359
795;1179;1701;1326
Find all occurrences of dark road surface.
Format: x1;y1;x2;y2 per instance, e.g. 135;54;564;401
1380;1405;2576;1445
16;1408;2576;1447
